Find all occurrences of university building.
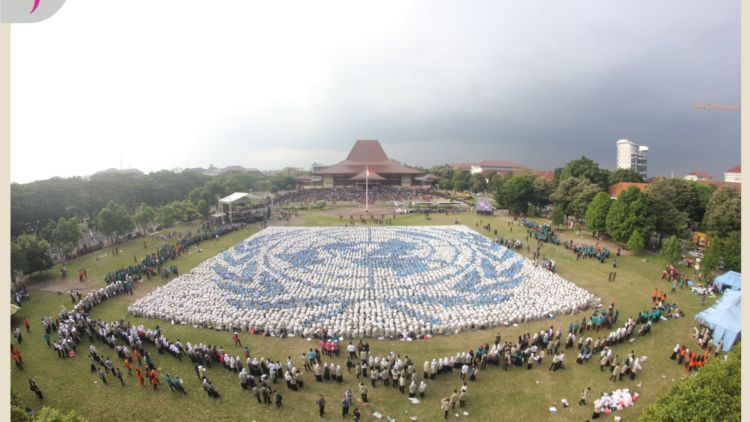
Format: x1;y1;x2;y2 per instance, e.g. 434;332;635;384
616;139;648;179
314;140;422;187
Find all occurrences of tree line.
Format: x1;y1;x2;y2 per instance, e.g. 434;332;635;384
11;169;298;239
421;156;739;275
10;170;299;278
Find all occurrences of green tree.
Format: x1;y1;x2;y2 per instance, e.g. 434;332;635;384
204;178;232;202
550;177;602;218
568;178;600;218
660;235;682;264
723;231;741;272
495;175;534;215
10;390;29;422
157;204;181;228
703;232;741;274
530;176;552;209
197;200;211;219
552;206;565;226
269;174;295;192
641;346;740;422
644;179;690;237
627;230;646;253
608;168;643;185
133;203;156;234
703;188;741;237
13;234;54;275
453;180;468;191
557;156;611;190
438;178;453;190
10;169;211;237
469;173;487;193
173;200;199;222
10;242;26;282
494;175;550;216
584;192;612;235
34;406;88;422
96;201;134;240
701;236;723;277
604;200;629;241
37;219;57;244
52;217;82;256
605;186;654;242
623;199;655;242
694;183;716;227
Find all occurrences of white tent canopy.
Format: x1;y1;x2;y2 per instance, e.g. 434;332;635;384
218;192;267;222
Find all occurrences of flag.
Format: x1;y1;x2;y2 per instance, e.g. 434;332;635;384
366;166;371;176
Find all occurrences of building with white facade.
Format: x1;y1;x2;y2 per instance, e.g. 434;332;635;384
469;160;525;175
724;165;741;183
684;171;713;182
616;139;648;178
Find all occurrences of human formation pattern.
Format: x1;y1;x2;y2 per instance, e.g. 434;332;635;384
129;226;597;338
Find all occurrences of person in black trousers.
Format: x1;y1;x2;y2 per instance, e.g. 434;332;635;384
29;379;43;400
578;387;590;406
274;390;282;408
317;395;326;417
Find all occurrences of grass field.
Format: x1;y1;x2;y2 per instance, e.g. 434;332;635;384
10;209;716;421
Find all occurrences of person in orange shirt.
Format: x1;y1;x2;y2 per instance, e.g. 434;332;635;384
135;368;144;386
678;346;686;364
124;358;132;376
150;374;159;390
11;350;23;370
651;288;658;302
134;349;141;366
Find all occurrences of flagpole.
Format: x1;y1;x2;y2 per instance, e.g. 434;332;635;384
365;161;369;213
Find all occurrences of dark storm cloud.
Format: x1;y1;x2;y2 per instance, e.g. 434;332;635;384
208;0;739;177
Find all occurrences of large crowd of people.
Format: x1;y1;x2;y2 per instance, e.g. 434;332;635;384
129;226;597;338
23;259;691;421
14;205;726;420
103;222;247;285
274;186;441;206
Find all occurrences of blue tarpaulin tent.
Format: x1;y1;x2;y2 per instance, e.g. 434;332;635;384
695;290;741;352
713;271;742;291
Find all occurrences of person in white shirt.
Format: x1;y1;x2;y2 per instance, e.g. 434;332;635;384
418;380;428;398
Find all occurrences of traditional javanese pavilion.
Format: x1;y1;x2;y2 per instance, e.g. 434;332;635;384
315;140;422;187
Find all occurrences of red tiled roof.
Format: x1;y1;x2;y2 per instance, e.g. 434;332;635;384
727;165;741;173
346;140;389;161
608;182;649;197
696;180;741;190
535;171;555;182
315;140;421;176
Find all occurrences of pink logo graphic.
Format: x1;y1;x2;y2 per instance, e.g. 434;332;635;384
30;0;40;14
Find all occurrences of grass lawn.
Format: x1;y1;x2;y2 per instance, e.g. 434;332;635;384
10;209;716;421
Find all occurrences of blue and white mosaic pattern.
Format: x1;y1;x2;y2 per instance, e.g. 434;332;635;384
130;226;596;338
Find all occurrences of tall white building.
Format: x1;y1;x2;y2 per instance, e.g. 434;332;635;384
616;139;648;178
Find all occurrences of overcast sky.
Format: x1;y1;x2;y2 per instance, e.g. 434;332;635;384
11;0;740;183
